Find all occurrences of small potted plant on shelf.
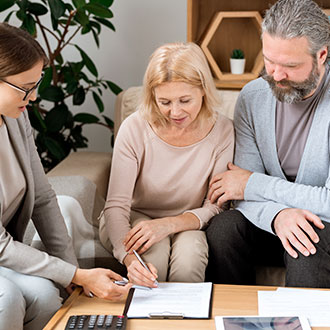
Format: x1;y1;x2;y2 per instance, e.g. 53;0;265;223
230;49;245;74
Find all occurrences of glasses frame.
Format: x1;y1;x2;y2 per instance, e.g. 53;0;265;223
0;72;44;101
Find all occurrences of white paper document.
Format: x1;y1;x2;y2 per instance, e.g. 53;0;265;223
258;288;330;327
126;282;212;319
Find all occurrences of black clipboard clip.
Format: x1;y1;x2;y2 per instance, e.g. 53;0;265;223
148;312;185;319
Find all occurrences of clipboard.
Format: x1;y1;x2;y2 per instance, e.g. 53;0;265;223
123;282;213;319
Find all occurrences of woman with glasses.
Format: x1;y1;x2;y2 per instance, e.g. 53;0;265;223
0;22;130;330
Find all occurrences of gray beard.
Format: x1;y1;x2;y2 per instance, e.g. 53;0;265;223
261;63;320;104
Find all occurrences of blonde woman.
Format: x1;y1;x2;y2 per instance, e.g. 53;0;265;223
100;42;234;287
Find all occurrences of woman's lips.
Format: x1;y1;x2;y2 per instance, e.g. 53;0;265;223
171;117;186;124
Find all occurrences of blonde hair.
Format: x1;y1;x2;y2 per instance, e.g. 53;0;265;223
140;42;220;127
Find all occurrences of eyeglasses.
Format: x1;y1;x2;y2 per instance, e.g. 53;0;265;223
0;73;44;101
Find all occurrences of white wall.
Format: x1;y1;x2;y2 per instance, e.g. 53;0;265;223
84;0;187;152
0;0;187;152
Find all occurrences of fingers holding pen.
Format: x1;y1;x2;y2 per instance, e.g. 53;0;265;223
127;259;158;288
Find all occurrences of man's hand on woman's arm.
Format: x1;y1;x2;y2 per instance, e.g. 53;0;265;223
208;162;252;207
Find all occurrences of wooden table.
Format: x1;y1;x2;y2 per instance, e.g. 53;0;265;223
44;284;329;330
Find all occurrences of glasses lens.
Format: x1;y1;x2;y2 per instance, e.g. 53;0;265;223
23;74;44;101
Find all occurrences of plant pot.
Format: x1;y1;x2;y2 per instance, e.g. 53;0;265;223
230;58;246;74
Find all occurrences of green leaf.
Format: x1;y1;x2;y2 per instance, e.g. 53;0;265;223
55;53;64;65
69;61;84;74
92;91;104;112
64;111;74;129
74;113;100;124
75;45;98;76
66;80;78;94
0;0;15;12
40;85;65;102
17;0;28;10
70;125;88;148
44;136;66;160
28;2;48;15
106;80;122;95
90;20;101;33
48;0;66;20
72;0;86;8
81;24;91;34
65;3;74;11
102;114;114;129
16;9;27;21
79;72;91;84
83;3;113;18
91;28;99;47
4;10;15;22
93;16;115;31
91;0;113;8
73;86;85;105
38;67;53;93
45;104;69;132
28;104;47;132
50;13;59;30
23;14;36;36
75;8;89;26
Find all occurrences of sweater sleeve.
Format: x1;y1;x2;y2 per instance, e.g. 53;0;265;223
103;116;140;263
244;170;330;221
233;92;288;233
184;116;235;228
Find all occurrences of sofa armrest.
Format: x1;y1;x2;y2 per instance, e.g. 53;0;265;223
47;151;111;200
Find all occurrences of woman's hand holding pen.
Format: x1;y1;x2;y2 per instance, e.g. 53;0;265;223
123;253;158;288
72;268;132;301
123;218;173;254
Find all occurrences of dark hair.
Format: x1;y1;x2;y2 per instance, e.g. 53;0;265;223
0;22;48;79
262;0;330;60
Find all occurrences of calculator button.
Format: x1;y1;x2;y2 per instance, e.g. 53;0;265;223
97;315;105;327
105;315;113;327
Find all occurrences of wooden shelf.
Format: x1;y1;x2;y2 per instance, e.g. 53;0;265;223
200;11;263;88
187;0;330;89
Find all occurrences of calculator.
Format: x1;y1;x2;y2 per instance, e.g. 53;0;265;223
65;314;127;329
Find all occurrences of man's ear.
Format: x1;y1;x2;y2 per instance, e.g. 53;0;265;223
318;46;328;65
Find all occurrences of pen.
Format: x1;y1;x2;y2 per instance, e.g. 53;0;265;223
133;249;158;285
114;278;151;291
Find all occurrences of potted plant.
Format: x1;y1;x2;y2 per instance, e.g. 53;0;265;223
230;48;245;74
0;0;121;171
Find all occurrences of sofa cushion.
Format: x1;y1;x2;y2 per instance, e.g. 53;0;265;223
32;175;126;274
47;151;112;200
48;175;103;227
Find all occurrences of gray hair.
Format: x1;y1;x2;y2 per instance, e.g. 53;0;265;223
262;0;330;60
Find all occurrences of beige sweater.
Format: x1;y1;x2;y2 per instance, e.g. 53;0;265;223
104;111;234;262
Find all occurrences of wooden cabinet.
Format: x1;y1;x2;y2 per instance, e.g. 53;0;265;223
187;0;330;89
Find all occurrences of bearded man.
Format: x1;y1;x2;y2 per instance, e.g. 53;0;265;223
206;0;330;288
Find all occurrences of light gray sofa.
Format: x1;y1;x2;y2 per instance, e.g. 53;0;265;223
31;86;285;286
